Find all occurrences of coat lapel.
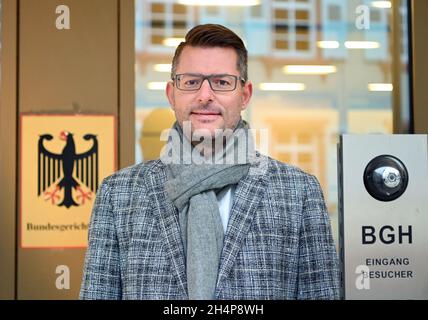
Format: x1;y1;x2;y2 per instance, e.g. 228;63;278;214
149;161;188;298
215;159;269;294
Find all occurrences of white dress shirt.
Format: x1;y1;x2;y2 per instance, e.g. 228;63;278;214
216;185;235;234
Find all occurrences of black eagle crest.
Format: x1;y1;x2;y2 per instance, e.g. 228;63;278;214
38;131;99;208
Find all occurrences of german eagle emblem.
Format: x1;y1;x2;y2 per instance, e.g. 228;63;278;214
38;131;99;208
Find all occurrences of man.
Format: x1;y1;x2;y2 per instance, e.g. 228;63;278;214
80;24;341;300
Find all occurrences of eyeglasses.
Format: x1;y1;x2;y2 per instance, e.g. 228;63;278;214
172;73;246;92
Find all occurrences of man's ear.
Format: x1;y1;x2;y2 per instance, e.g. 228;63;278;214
241;81;253;111
166;81;175;110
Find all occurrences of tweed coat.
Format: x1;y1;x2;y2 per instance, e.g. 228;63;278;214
80;154;341;300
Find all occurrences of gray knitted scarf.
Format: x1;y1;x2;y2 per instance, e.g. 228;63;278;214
163;119;253;299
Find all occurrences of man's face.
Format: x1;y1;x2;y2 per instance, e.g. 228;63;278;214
166;46;252;137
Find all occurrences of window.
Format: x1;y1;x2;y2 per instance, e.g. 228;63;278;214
400;2;408;63
364;0;388;61
272;0;316;58
322;0;347;59
140;0;194;53
328;4;341;21
244;1;270;56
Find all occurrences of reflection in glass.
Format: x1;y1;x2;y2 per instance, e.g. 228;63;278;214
135;0;411;245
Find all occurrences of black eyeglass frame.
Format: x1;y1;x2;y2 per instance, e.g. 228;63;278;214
172;73;247;92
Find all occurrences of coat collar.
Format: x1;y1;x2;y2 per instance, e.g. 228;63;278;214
148;161;188;298
215;157;269;295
